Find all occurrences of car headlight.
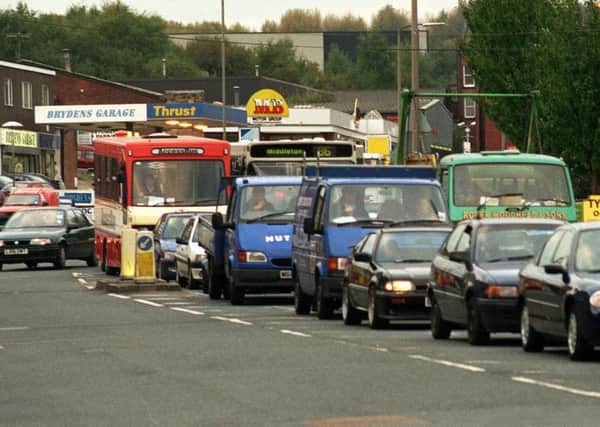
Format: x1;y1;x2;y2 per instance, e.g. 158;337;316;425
238;251;267;263
589;290;600;309
163;251;176;261
0;240;4;247
30;238;52;246
384;280;415;293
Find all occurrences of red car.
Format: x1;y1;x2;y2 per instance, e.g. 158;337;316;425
77;145;94;169
0;187;60;227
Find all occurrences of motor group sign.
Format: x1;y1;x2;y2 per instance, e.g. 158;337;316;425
582;196;600;221
246;89;289;123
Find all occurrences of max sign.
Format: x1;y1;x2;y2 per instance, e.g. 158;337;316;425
246;89;289;122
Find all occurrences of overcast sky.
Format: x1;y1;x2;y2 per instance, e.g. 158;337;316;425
8;1;459;30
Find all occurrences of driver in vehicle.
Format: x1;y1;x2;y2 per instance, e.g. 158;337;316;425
247;187;274;212
331;187;368;219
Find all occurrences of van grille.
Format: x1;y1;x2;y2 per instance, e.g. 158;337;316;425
272;258;292;267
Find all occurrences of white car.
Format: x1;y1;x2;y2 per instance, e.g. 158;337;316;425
175;214;209;291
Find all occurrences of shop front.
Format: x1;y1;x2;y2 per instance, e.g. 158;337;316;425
0;128;60;178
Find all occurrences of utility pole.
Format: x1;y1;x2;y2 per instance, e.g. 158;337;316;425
409;0;419;154
221;0;227;141
6;33;30;60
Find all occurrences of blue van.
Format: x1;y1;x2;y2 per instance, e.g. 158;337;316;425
201;176;302;304
292;165;447;319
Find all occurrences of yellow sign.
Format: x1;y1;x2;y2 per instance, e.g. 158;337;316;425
0;129;37;148
582;196;600;221
246;89;289;119
366;136;391;165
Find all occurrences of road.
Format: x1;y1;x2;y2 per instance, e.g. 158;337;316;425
1;262;600;426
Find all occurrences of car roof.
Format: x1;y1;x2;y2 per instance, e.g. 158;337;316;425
235;176;302;186
557;221;600;232
9;187;56;195
381;225;453;234
314;178;440;186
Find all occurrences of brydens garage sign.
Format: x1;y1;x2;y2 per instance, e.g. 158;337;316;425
35;104;147;123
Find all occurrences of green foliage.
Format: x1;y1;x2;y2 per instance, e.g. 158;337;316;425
462;0;600;194
370;5;410;31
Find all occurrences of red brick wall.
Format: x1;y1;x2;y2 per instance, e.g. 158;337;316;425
482;118;509;151
62;129;77;189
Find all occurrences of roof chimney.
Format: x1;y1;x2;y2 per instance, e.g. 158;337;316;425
62;48;72;72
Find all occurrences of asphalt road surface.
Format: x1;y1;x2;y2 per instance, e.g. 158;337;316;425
2;262;600;426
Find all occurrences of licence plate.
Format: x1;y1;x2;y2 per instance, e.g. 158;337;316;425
424;296;432;308
280;270;292;279
5;248;28;255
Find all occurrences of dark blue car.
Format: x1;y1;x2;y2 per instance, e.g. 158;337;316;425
153;212;195;281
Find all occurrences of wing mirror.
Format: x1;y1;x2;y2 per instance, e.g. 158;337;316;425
544;264;570;284
303;218;314;234
354;252;372;263
449;250;473;271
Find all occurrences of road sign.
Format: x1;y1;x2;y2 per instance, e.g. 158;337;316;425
582;196;600;221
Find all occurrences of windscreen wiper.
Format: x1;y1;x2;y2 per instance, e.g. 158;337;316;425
484;254;532;263
245;210;294;223
388;219;446;227
393;258;429;263
336;219;393;227
526;198;570;206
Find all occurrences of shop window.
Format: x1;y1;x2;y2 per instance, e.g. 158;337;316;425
21;81;32;109
41;84;50;106
3;79;13;106
464;98;477;119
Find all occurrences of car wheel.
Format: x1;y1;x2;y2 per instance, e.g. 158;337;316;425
367;287;388;330
342;283;362;325
294;277;312;315
175;263;185;286
187;262;196;289
520;304;544;352
568;310;593;361
316;281;334;320
229;275;244;305
26;262;37;269
468;303;490;345
430;297;451;339
86;252;98;267
54;245;66;270
0;263;3;271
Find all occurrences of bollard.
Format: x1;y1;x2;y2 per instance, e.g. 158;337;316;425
135;230;156;281
120;228;136;279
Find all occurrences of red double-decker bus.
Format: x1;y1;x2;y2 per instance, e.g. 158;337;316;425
93;132;230;274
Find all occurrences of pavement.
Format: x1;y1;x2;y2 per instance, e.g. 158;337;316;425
1;262;600;426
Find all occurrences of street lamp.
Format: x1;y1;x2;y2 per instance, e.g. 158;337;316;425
221;0;226;140
1;120;23;175
457;121;476;153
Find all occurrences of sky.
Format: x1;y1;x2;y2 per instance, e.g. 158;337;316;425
8;1;460;30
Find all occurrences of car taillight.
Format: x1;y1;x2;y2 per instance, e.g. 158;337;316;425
328;257;347;271
238;251;247;263
484;285;518;298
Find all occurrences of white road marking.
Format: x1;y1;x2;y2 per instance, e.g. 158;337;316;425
77;278;95;290
163;302;193;306
143;297;181;301
135;294;170;298
269;306;295;312
0;345;4;350
171;307;205;315
466;360;501;365
210;316;252;326
409;354;486;373
280;329;312;338
108;293;131;300
229;318;253;325
512;376;600;399
134;299;164;307
0;326;30;331
370;346;389;353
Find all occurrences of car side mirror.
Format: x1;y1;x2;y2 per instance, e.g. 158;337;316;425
303;218;314;234
544;264;570;283
175;236;186;245
212;212;225;229
449;250;473;271
354;252;372;263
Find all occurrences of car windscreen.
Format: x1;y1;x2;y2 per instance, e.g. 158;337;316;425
475;224;557;263
575;229;600;272
328;184;446;225
5;209;65;228
162;215;192;239
376;230;450;262
4;194;40;206
239;185;300;222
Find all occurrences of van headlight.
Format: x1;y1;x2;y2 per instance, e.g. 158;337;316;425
238;251;267;263
589;291;600;310
31;238;52;246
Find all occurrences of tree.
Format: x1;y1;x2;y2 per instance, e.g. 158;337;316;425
462;0;600;194
324;45;355;89
277;9;322;32
255;39;314;83
355;32;395;89
370;5;410;31
185;38;255;77
322;13;367;31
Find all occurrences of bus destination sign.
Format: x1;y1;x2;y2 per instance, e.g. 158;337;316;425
250;144;353;158
151;148;205;155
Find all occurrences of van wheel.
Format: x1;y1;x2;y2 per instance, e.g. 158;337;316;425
229;276;244;305
187;262;196;289
316;281;334;320
26;262;37;269
86;252;98;267
294;278;311;315
101;243;107;272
